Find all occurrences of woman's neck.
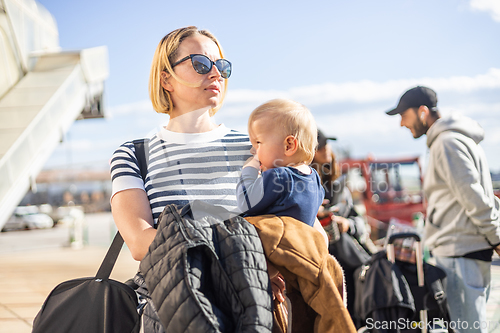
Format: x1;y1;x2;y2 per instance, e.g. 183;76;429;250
166;108;218;133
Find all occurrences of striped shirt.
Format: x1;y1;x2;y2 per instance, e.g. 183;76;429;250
110;124;252;225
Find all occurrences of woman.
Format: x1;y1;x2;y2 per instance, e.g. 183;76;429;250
110;26;266;332
312;130;368;241
110;27;248;262
110;26;327;332
311;130;373;319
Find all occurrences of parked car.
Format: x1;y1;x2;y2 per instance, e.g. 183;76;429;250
1;206;54;231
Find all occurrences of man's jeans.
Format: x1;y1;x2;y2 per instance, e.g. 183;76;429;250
430;256;491;333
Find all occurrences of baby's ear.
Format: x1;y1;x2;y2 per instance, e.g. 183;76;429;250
284;135;298;156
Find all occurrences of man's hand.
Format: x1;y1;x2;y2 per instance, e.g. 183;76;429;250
495;244;500;257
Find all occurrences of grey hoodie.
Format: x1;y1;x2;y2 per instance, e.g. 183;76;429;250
423;113;500;257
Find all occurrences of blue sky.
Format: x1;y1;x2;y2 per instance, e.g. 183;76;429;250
38;0;500;172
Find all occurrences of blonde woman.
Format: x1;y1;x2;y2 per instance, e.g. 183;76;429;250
110;26;246;261
110;26;259;332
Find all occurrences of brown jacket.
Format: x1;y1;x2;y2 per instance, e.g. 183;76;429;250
245;215;356;333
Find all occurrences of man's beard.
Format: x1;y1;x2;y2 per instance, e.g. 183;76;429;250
413;118;428;138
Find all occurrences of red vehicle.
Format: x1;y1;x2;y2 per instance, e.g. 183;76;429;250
339;156;426;238
493;173;500;199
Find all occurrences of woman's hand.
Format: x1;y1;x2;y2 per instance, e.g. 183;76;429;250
332;215;350;233
270;274;286;303
267;260;279;279
317;205;330;219
266;260;285;302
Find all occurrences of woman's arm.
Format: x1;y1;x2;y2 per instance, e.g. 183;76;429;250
111;188;157;261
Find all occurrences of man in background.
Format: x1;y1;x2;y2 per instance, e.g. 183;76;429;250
386;86;500;332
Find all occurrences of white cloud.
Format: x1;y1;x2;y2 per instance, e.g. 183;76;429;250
226;68;500;107
49;68;500;171
109;68;500;120
470;0;500;22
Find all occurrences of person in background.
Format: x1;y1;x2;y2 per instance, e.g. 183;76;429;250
386;85;500;332
313;130;371;245
311;129;374;319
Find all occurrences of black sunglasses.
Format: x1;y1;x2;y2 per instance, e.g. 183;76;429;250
171;54;232;79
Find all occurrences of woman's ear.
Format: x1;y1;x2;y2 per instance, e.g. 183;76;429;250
160;71;173;91
284;135;299;156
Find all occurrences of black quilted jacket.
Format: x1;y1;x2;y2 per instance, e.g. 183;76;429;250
139;201;273;333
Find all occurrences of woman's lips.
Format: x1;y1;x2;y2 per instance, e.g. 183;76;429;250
205;84;220;93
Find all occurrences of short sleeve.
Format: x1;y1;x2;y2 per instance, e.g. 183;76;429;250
109;142;145;200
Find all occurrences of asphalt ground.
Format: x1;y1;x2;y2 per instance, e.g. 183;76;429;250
0;212;499;333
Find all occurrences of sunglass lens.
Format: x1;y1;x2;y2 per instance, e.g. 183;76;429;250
191;55;211;75
215;59;232;79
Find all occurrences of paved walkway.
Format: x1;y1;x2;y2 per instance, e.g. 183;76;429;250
0;246;139;333
0;213;499;332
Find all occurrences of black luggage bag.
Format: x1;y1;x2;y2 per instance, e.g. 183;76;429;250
31;232;141;333
354;232;453;333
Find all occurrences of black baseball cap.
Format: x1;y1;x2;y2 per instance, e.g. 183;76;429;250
386;86;438;115
317;129;336;149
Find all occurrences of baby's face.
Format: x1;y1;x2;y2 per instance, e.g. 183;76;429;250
248;118;287;171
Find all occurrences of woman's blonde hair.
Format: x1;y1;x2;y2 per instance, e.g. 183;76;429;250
149;26;228;116
249;99;318;164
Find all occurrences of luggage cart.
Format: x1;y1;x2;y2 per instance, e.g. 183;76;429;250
387;232;427;333
354;232;452;333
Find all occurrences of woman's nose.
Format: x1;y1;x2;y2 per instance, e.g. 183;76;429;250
208;64;222;80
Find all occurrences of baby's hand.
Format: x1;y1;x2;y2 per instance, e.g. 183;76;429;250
243;154;261;170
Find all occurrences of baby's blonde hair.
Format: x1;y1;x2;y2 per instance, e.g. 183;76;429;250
149;26;227;116
249;99;318;164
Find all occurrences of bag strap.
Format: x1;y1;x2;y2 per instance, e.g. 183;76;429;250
96;232;125;279
95;139;150;279
132;139;149;182
424;265;453;332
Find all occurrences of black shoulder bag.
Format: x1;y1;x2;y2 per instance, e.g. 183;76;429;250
32;139;150;333
31;232;140;333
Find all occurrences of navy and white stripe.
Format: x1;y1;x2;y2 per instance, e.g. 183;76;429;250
110;125;252;225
